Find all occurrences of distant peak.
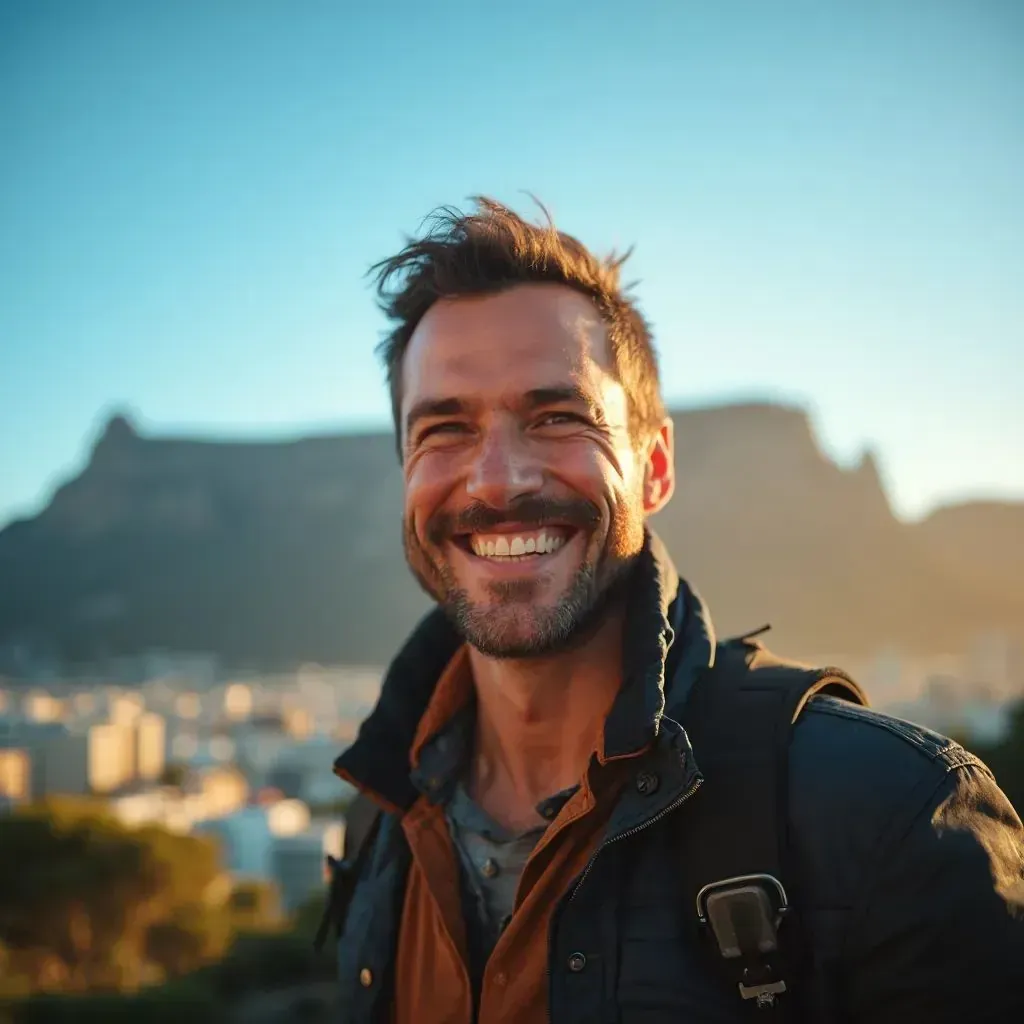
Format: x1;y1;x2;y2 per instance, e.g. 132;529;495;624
854;446;882;481
89;411;140;464
103;412;138;440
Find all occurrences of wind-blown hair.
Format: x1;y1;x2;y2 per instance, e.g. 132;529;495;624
369;197;665;455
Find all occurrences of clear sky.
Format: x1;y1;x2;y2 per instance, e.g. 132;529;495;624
1;0;1021;527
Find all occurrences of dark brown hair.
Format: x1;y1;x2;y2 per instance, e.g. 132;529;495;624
370;197;665;455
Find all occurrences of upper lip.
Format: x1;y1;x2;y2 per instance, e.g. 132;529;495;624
455;521;576;536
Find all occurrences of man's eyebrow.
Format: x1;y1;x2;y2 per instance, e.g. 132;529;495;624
524;385;605;422
404;397;470;437
523;385;595;409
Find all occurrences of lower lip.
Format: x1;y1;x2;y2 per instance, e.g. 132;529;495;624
449;532;581;580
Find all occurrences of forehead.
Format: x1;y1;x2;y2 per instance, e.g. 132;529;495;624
401;284;616;406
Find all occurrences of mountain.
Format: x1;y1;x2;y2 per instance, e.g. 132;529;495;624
0;405;1021;672
914;501;1024;602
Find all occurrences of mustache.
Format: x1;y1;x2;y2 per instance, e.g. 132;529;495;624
425;495;601;546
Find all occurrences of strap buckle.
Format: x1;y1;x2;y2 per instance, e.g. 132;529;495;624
696;873;790;1008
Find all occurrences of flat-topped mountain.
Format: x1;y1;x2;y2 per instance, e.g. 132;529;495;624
1;404;1020;671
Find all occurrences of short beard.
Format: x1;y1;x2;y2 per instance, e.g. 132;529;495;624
437;555;633;659
403;494;642;659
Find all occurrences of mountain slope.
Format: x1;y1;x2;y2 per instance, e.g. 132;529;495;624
0;406;1020;671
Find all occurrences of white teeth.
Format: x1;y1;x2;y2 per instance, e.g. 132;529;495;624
468;530;568;560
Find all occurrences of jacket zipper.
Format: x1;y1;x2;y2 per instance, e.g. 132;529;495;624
546;774;704;1021
569;775;703;902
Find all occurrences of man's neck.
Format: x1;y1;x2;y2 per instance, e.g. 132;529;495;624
465;608;626;833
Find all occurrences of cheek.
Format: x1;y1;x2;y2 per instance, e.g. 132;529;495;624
555;440;622;490
579;445;641;506
404;455;456;531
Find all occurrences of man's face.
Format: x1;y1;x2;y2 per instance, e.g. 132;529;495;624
399;283;673;658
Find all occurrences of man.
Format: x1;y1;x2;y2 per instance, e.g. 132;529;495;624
329;198;1024;1023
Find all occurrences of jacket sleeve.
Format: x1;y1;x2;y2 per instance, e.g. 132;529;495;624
843;760;1024;1023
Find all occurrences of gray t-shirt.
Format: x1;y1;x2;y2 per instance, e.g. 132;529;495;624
445;779;577;952
413;701;579;994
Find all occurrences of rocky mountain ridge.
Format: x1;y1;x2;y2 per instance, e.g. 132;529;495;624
0;404;1020;671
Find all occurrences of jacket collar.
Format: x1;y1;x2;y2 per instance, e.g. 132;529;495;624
334;530;716;813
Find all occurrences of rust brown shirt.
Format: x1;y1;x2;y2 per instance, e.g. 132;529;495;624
392;646;636;1024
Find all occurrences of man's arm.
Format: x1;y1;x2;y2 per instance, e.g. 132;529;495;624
844;760;1024;1022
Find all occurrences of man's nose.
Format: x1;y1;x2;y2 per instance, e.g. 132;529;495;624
465;425;544;507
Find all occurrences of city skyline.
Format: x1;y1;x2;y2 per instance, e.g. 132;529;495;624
2;0;1022;527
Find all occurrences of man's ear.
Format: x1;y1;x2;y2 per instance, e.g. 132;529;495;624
642;419;675;515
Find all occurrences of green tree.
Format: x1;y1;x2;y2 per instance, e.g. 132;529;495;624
158;763;190;789
0;798;230;995
224;881;282;934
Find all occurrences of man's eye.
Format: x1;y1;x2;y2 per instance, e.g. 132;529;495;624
538;412;585;427
420;422;468;440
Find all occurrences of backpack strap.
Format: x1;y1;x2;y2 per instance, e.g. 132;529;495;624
677;631;868;1015
313;792;383;952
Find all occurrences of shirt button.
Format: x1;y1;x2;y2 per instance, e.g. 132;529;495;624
494;971;507;986
541;804;556;819
567;952;587;973
635;771;659;795
480;857;499;879
359;967;373;987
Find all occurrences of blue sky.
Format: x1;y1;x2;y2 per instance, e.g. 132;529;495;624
1;0;1021;526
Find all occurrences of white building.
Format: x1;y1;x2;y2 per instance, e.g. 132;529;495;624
29;722;136;796
0;747;30;810
134;713;166;781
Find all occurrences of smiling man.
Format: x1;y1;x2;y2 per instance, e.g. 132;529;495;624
328;199;1024;1024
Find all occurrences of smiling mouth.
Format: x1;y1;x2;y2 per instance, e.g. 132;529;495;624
452;526;575;562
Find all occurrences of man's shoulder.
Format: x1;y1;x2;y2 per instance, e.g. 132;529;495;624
786;694;993;899
795;693;980;775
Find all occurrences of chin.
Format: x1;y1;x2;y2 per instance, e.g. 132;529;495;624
443;572;615;659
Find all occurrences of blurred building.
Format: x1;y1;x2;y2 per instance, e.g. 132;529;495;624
0;747;30;810
134;712;166;781
270;733;351;807
40;723;136;795
196;798;313;880
188;764;249;818
197;806;274;877
112;788;193;834
270;821;342;913
233;722;294;785
1;719;69;797
22;689;65;724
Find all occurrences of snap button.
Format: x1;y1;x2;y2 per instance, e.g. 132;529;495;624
359;967;373;987
567;952;587;972
480;857;499;879
635;771;659;795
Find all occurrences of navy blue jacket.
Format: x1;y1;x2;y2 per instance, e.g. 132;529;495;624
334;535;1024;1022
